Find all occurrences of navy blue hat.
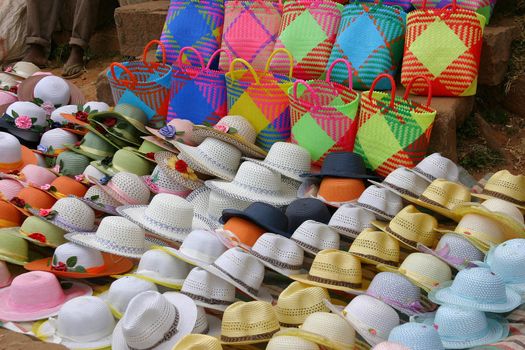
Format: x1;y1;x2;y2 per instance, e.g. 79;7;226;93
285;198;332;233
220;202;290;238
302;152;380;180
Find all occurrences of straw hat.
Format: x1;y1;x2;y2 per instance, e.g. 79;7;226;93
83;101;110;112
79;185;123;215
82;164;107;184
192;306;221;338
146;118;196;146
38;175;88;199
90;103;148;135
0;74;19;90
29;197;96;233
36;296;115;349
91;171;151;205
0;260;12;288
350;185;404;221
0;271;92;322
369;167;429;198
19;215;67;248
289;249;370;294
192;115;267;159
91;148;154;176
0;179;24;200
388;322;444;350
0;227;29;265
325;295;400;347
163;229;228;268
35;128;79;157
417;233;484;270
472;170;525;209
25;242;133;278
285;198;332;233
99;276;158;319
143;165;192;197
267;335;322;350
50;105;79;124
0;200;25;227
2;101;48;142
141;135;180;153
3;61;40;79
243;142;311;181
483;239;525;297
349;228;400;267
249;233;305;276
55;151;90;176
302;152;379;180
291;220;340;255
328;205;376;239
447;213;508;252
65;216;161;259
220;301;280;345
0;132;37;172
155;152;204;191
372;205;440;250
125;139;165;162
0;164;57;187
378;252;452;292
112;291;198;350
3;186;57;216
180;267;236;312
276;312;356;350
117;193;194;243
372;342;411;350
275;282;330;327
429;267;522;313
173;334;223;350
206;161;298;206
408;153;460;183
412;304;509;349
65;131;118;160
202;247;273;301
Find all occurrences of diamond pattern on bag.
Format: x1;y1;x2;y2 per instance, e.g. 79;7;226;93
292;114;336;161
279;11;328;62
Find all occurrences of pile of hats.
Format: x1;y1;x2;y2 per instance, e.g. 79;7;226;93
1;69;525;349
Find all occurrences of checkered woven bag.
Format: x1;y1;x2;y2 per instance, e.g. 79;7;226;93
361;0;413;11
270;0;343;80
226;49;295;151
107;40;172;128
400;0;486;97
169;47;233;125
326;0;407;91
411;0;496;23
219;0;283;71
354;74;437;177
156;0;225;66
289;59;360;167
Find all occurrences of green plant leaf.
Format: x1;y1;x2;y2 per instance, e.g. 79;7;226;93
66;256;77;267
228;127;238;134
52;255;57;266
73;266;86;273
12;110;18;118
33;98;43;106
90;195;99;201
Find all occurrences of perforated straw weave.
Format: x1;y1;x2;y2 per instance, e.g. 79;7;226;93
419;233;484;270
144;165;192;195
250;233;304;276
388;322;444;350
221;301;280;344
81;186;122;214
370;167;429;198
275;281;330;327
181;267;236;312
454;214;506;249
266;335;321;350
487;239;525;289
349;229;400;266
409;153;459;183
352;185;404;220
104;276;158;318
329;205;376;239
98;172;151;205
291;220;340;255
134;249;191;287
38;197;96;233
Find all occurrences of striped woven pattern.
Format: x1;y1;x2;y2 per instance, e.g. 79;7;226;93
270;0;343;80
400;8;486;96
219;1;282;71
411;0;496;23
361;0;413;11
326;3;407;90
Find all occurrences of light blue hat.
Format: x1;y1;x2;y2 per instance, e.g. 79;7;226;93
411;305;509;349
388;322;444;350
428;267;522;313
484;239;525;299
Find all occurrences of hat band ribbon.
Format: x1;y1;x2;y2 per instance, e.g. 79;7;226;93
355;203;394;220
250;249;303;272
0;159;23;171
263;159;303;176
230;180;281;196
221;329;279;344
47;216;92;233
432;243;477;268
411;168;436;181
398;268;440;290
385;226;419;248
382;181;420;198
144;214;191;234
418;196;452;210
211;263;259;296
351;252;397;267
180;290;231;306
291;238;321;254
80;144;113;157
177;247;215;265
191;147;238;174
127;307;180;350
143;177;191;197
307;274;362;289
0;248;26;262
0;219;19;227
105;182;140;205
366;290;425;314
94;236;144;255
481;189;525;206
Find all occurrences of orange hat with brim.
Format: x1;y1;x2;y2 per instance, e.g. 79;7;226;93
318;177;366;203
6;187;57;216
36;176;88;199
0;201;24;228
223;217;267;247
0;146;38;173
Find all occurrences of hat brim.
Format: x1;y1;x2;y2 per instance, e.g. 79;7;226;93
406;167;435;183
35;320;113;350
472;192;525;210
155;152;204;191
28;208;95;233
77;196;119;215
174;141;237;181
19;228;66;248
63;143;112;161
242;157;306;182
24;253;134;278
346;202;395;221
141;135;179;154
0;281;92;322
400;193;463;222
249;249;305;277
89;161;117;176
114;270;184;290
90;111;149;135
288;273;369;295
124;147;157;163
84;124;122;150
186;187;220;230
17;75;85;105
220;209;290;238
416;241;480;271
89;119;142;147
0;145;38;173
273;328;353;350
161;246;214;270
372;220;419;251
368;179;422;198
191;125;267;159
60;113;90;127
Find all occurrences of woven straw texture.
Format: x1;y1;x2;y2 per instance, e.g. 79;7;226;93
275;281;330;327
221;301;280;344
349;229;400;266
411;0;496;23
181;267;236;311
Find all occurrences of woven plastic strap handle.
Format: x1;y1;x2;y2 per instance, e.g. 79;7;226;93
229;58;261;85
368;74;396;109
177;47;206;71
350;0;383;4
292;80;321;109
403;75;433;107
142;39;167;66
208;49;233;70
110;62;138;89
265;48;294;78
326;58;354;91
232;0;283;12
421;0;457;10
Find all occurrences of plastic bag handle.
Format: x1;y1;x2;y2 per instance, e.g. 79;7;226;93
110;62;138;89
142;40;167;65
233;0;283;12
293;80;321;108
229;58;261;85
208;49;233;70
177;47;206;71
403;75;433;107
326;58;354;91
265;48;294;79
368;74;396;109
421;0;456;10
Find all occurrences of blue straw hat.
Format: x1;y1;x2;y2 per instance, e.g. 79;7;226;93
411;305;509;349
428;267;522;313
484;239;525;299
388;322;444;350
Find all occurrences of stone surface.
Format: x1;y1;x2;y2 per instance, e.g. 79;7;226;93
90;25;120;56
503;74;525;117
96;68;114;105
114;1;169;57
479;25;516;86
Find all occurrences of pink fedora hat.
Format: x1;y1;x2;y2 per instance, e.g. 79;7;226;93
0;271;92;322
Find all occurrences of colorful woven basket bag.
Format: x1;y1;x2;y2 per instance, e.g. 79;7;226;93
400;0;486;97
289;59;360;167
270;0;343;80
157;0;225;66
169;47;233;125
219;0;283;71
361;0;413;11
326;0;407;91
107;40;172;128
411;0;496;23
226;49;295;151
354;74;437;177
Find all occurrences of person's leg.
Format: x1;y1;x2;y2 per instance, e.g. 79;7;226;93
25;0;62;67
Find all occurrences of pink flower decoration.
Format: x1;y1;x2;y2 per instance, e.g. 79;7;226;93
52;164;60;173
4;66;13;73
75;175;85;182
41;102;55;116
14;115;33;130
40;184;51;191
39;209;52;217
213;124;229;133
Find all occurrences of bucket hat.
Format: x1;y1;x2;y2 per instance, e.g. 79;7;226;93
206;161;298;206
202;247;273;301
0;179;24;200
90;103;148;136
325;295;400;347
412;304;509;349
275;282;330;328
350;185;403;220
112;291;198;350
0;132;38;172
0;200;25;226
65;131;118;160
180;267;236;312
417;233;484;270
243;142;311;182
55;151;90;176
4;186;57;217
20;75;84;106
163;229;228;268
289;249;370;294
285;198;331;233
19;215;67;247
146;118;196;147
0;260;12;288
378;252;452;292
117;193;194;243
302;152;379;180
65;216;162;259
38;175;88;199
143;165;192;197
1;101;48;142
192;306;221;338
99;276;158;319
192;115;267;158
349;229;400;267
0;227;29;265
249;233;305;276
220;301;280;345
291;220;340;255
447;213;508;252
388;322;444;350
173;334;223;350
0;164;57;187
369;167;429;198
155;152;204;190
429;267;522;313
35;128;78;157
372;205;440;250
276;312;356;350
24;242;133;278
79;185;123;215
328;205;376;239
90;172;151;206
472;170;525;209
0;271;92;322
372;342;410;350
29;197;96;233
3;61;40;80
91;148;154;176
408;153;460;183
483;239;525;297
314;177;367;207
35;296;115;350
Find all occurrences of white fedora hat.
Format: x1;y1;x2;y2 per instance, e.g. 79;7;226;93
369;167;428;198
328;205;376;239
192;306;221;338
250;233;305;276
409;153;459;183
349;185;403;220
180;267;236;312
99;276;158;319
291;220;340;255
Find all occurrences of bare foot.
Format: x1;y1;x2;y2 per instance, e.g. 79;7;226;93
22;44;49;68
62;45;85;79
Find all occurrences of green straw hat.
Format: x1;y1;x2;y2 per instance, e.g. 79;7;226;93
89;104;149;145
0;227;29;265
56;151;91;176
64;131;119;160
19;216;67;248
91;148;154;176
125;139;164;163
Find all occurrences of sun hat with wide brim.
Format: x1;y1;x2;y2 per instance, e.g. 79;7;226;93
17;75;85;105
155;151;204;191
0;227;30;265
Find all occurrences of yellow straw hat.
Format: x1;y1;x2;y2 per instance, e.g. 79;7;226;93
472;170;525;210
220;301;280;345
173;334;222;350
349;228;400;267
266;335;321;350
275;281;330;328
372;205;440;250
289;249;370;294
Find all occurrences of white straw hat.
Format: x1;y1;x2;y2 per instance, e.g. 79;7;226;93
154;152;204;191
100;276;158;319
142;165;193;196
328;205;376;239
37;129;78;156
291;220;340;255
83;101;110;113
409;153;460;182
79;185;122;215
250;233;305;276
192;306;221;338
3;101;47;142
369;167;428;198
4;61;40;79
30;197;96;233
180;267;236;312
50;105;78;124
92;172;151;206
350;185;403;220
34;76;71;107
83;164;106;184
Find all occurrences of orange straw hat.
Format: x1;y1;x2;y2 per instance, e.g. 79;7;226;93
0;201;24;228
317;177;366;206
36;175;88;199
5;187;57;216
222;217;267;248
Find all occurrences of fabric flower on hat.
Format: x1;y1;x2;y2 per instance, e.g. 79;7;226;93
74;175;85;182
14;115;33;129
74;110;89;123
28;233;47;244
40;184;52;191
10;197;26;208
103;117;117;128
4;66;13;73
39;209;57;219
210;123;237;135
145;152;155;160
167;156;198;181
41;102;55;116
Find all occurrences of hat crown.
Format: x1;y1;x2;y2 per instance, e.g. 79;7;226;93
350;229;400;265
51;176;87;197
329;205;376;237
483;170;525;203
357;186;403;217
449;267;507;304
431;305;489;340
400;253;452;286
189;138;242;174
320;152;367;176
207;190;250;221
9;271;65;309
111;149;152;176
50;197;95;231
414;153;459;182
344;295;400;338
215;115;257;143
107;276;158;314
420;180;470;209
0;132;23;163
266;335;321;350
367;272;422;312
232;161;284;195
20;216;66;245
50;105;78;123
95;216;146;250
214;247;265;291
53;242;104;270
149;166;188;192
481;198;524;225
83;186;122;207
108;172;151;205
292;220;340;253
262;142;311;175
388;322;444;350
166;119;195;145
382;168;428;197
39;129;78;150
388;205;438;246
20;164;57;187
301;312;356;346
83;165;105;183
9;61;40;78
489;239;525;282
138;249;191;280
192;307;210;334
80;132;115;153
181;267;236;304
144;194;194;232
456;214;506;245
34;76;71;106
309;249;363;286
56;151;90;176
84;101;110;113
276;281;330;326
0;179;24;200
221;301;280;340
179;230;227;264
285;198;331;233
0;229;28;261
57;296;115;342
6;101;47;126
114;104;148;125
251;233;304;272
435;234;484;266
16;187;56;209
